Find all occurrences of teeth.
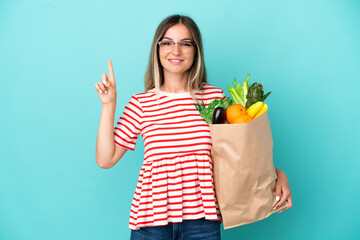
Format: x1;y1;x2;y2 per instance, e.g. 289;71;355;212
170;60;182;62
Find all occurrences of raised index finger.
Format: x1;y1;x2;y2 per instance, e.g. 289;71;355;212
108;59;115;82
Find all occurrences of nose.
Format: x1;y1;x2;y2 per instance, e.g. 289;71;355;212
171;43;181;55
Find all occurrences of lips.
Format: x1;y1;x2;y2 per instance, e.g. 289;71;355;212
169;59;184;64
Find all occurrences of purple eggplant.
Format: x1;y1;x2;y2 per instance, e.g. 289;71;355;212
212;107;225;124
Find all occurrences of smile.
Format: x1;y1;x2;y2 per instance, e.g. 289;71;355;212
169;59;184;64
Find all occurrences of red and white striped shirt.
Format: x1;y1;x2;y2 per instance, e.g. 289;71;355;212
114;83;226;230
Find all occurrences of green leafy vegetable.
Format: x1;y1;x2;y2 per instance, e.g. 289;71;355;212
194;97;233;124
245;82;271;109
227;74;250;107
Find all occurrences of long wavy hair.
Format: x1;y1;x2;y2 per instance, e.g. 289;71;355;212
144;14;207;104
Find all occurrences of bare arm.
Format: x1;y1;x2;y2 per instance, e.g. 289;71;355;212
95;102;127;168
94;60;127;168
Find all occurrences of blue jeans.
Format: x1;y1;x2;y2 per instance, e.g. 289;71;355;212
130;218;221;240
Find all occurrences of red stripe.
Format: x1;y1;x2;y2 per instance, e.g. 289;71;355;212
136;184;199;194
131;205;219;215
143;130;210;141
194;90;223;95
141;95;220;110
153;202;215;211
146;142;211;153
135;93;157;100
144;150;211;161
142;124;209;135
114;126;137;141
138;185;214;195
140;96;167;103
114;132;135;145
142;113;202;124
146;136;211;145
144;153;211;164
132;208;210;219
115;119;139;137
143;102;195;109
145;159;212;169
132;201;153;208
125;104;141;120
140;179;198;187
163;97;221;102
200;85;223;91
139;159;212;176
144;167;211;179
114;140;134;150
136;178;212;191
123;111;140;127
143;104;197;113
143;98;194;108
198;97;222;102
118;116;140;131
142;170;212;183
154;183;201;192
154;197;203;206
129;99;142;112
136;178;213;189
130;210;207;221
133;189;203;202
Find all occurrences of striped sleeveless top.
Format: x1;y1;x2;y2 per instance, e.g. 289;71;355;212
113;83;226;230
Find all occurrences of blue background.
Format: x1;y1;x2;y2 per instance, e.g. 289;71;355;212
1;0;359;239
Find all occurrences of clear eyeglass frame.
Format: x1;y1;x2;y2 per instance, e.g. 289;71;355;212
157;40;196;53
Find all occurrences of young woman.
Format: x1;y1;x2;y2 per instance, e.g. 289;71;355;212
94;14;292;240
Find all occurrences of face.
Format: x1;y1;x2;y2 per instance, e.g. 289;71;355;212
158;24;196;77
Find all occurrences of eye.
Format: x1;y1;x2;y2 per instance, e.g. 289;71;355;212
180;42;192;47
161;41;172;46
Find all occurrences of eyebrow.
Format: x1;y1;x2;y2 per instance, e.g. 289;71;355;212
162;37;193;41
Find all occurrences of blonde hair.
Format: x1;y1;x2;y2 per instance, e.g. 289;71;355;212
144;14;207;104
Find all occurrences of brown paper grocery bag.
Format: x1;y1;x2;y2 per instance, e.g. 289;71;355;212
209;112;289;229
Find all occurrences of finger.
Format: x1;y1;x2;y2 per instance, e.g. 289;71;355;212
285;195;293;209
108;59;115;84
280;193;293;211
274;191;290;209
273;184;282;209
101;73;108;83
98;81;107;92
101;75;111;88
275;186;281;202
94;83;103;94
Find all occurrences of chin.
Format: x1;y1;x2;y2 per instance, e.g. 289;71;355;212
164;65;191;74
166;69;189;75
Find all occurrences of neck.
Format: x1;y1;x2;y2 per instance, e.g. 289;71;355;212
160;71;190;93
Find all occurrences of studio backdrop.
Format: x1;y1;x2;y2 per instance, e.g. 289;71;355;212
0;0;359;239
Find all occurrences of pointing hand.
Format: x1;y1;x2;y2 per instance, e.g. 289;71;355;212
94;59;117;105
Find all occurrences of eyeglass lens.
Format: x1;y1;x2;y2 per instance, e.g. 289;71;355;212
159;41;194;53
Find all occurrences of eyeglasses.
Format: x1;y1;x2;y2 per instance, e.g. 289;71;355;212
157;40;196;53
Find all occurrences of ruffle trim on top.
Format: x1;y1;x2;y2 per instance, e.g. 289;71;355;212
129;153;221;230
